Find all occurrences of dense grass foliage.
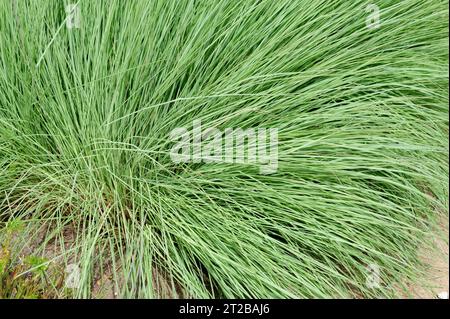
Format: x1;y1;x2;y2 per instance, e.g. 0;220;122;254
0;0;448;298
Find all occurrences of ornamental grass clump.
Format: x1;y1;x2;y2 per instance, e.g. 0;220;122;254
0;0;448;298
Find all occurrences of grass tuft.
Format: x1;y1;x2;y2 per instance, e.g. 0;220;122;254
0;0;448;298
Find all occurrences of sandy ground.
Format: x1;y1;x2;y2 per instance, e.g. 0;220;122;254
407;217;449;299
